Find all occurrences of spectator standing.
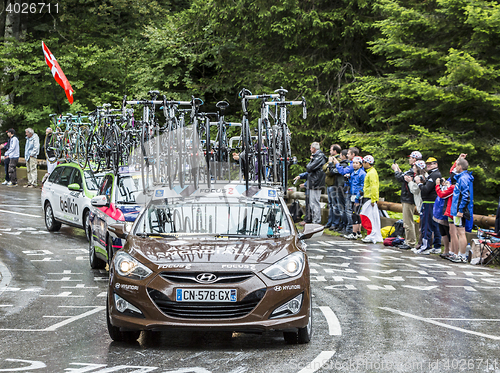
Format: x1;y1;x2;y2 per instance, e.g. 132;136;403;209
4;128;19;187
449;157;473;263
323;144;341;229
360;155;382;243
293;172;310;226
333;147;360;235
434;169;456;260
415;157;442;254
24;128;40;188
343;156;366;240
406;160;427;250
392;151;422;250
306;142;326;224
1;135;10;184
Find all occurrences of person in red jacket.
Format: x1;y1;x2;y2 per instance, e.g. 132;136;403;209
435;175;455;259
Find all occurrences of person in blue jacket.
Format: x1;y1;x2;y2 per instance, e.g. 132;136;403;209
332;147;359;235
449;157;474;263
343;156;366;240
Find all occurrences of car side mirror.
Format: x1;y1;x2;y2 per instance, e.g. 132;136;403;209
68;183;82;191
298;223;325;240
91;195;109;208
108;223;128;240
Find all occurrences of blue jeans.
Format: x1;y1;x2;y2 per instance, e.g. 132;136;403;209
344;193;353;233
327;186;346;228
420;203;442;250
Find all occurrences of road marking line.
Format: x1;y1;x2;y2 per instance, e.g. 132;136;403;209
0;359;46;371
318;306;342;335
380;307;500;340
0;305;13;307
0;306;105;332
0;261;13;297
0;209;41;218
429;318;500;321
297;351;336;373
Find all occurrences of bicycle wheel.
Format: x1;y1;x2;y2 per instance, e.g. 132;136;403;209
177;118;187;188
86;131;103;173
191;125;201;190
44;132;58;164
76;126;89;169
205;119;211;188
281;123;289;191
63;130;76;163
104;126;119;175
257;118;263;187
141;124;151;193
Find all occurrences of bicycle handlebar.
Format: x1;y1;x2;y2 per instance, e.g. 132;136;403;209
245;93;280;100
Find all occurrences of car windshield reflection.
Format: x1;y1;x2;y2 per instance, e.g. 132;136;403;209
116;174;143;204
134;197;291;238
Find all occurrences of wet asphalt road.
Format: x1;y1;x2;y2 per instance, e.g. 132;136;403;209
1;187;500;373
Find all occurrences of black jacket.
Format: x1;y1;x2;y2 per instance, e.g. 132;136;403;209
419;167;442;201
395;169;415;204
306;150;327;190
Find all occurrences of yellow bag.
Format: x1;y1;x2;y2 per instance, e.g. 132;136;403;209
381;226;395;239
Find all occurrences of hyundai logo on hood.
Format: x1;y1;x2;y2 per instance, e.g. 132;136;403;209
195;273;218;284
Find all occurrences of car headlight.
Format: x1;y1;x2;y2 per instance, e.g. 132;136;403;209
262;252;305;280
114;251;152;280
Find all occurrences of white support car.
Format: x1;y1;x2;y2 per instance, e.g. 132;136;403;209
41;162;99;240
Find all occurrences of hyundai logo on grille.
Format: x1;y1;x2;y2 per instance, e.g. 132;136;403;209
196;273;218;283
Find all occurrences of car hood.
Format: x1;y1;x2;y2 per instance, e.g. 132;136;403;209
126;236;297;265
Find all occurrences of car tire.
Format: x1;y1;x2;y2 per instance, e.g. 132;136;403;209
107;301;140;343
83;210;91;242
89;231;106;269
283;294;313;344
107;235;115;268
44;202;62;232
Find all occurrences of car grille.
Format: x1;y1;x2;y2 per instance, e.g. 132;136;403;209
160;272;254;284
148;288;266;319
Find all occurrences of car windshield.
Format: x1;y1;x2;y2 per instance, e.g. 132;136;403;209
134;196;291;238
115;174;143;204
84;170;99;191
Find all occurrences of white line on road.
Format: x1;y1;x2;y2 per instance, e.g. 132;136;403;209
428;318;500;321
0;261;13;296
297;351;336;373
380;307;500;340
318;306;342;336
0;209;41;218
0;306;105;332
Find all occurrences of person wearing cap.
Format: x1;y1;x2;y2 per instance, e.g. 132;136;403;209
306;142;327;224
414;157;442;254
343;156;366;240
44;127;57;176
24;127;40;188
392;151;422;250
4;128;19;186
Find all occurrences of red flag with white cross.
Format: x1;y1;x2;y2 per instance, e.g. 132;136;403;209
42;41;74;104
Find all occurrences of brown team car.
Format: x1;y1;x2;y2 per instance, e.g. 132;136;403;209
106;184;321;344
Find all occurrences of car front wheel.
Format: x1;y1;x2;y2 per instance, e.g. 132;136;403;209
283;293;312;344
107;300;141;342
89;232;105;269
44;202;61;232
